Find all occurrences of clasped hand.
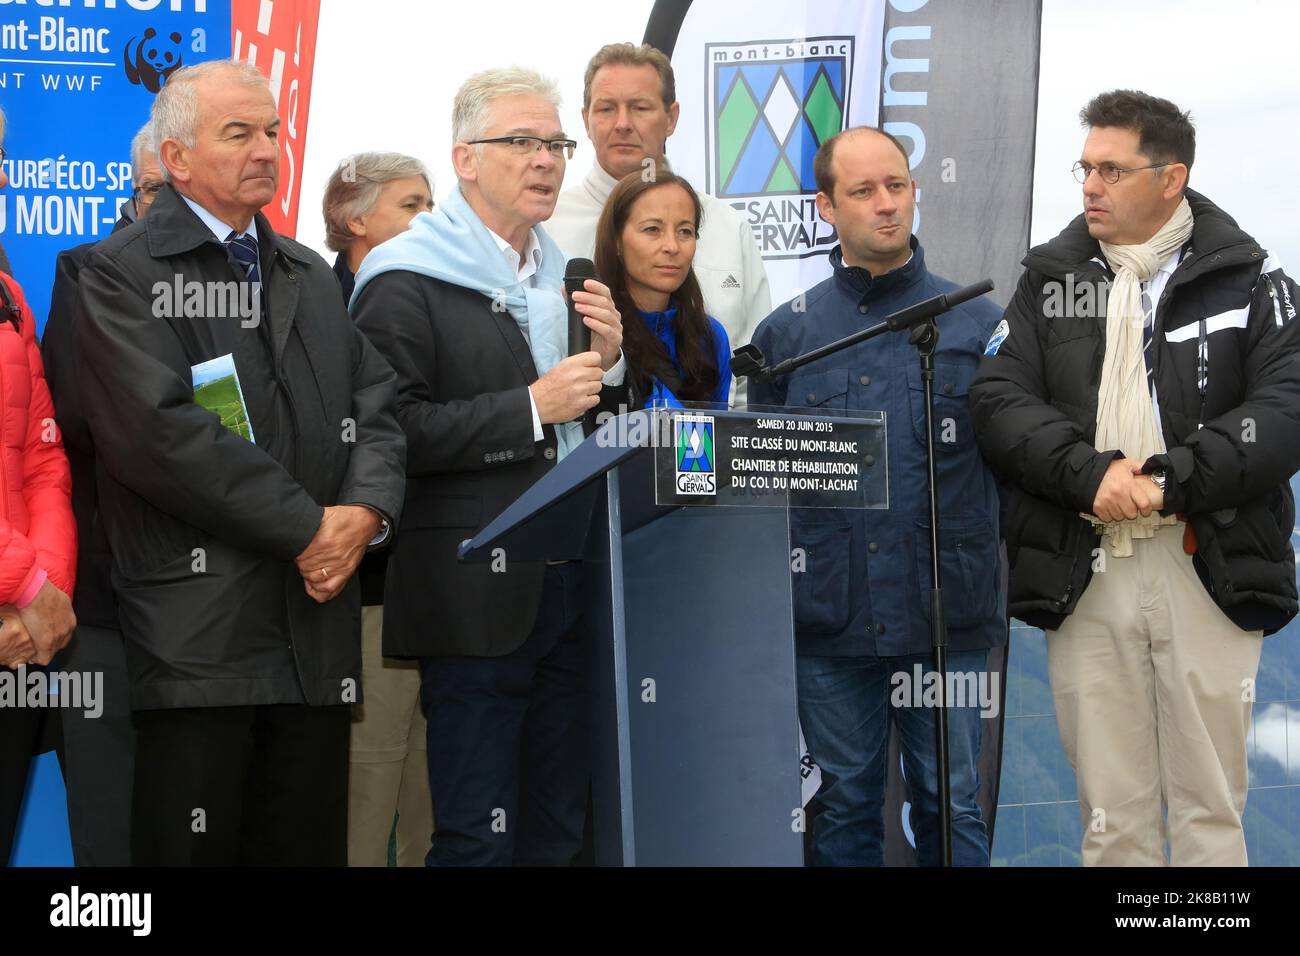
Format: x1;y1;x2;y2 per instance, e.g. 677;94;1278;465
0;579;76;669
294;505;382;603
1092;458;1165;524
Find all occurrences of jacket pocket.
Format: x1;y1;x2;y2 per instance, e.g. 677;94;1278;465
791;518;853;634
914;514;999;628
1213;488;1295;591
906;357;977;451
787;368;850;410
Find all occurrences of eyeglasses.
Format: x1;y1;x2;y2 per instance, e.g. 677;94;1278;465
467;136;577;160
133;181;165;207
1072;160;1171;185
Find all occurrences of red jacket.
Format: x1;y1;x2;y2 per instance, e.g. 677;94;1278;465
0;272;75;605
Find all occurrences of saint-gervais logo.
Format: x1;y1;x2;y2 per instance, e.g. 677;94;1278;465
675;413;716;495
707;36;853;260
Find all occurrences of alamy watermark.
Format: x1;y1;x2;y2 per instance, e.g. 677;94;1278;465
152;274;261;328
50;886;150;936
0;667;103;718
889;663;1000;718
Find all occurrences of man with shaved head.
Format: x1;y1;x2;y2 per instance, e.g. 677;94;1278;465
750;126;1006;867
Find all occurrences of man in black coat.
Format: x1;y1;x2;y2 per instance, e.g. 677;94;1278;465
352;66;627;866
970;90;1300;866
42;122;160;868
73;59;406;866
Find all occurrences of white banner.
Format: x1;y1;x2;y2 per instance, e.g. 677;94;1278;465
666;0;886;305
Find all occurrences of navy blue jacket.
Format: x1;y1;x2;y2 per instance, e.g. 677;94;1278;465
749;241;1006;657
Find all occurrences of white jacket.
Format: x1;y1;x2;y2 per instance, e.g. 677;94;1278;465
547;164;773;404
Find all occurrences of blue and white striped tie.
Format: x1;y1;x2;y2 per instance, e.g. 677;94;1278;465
225;230;262;286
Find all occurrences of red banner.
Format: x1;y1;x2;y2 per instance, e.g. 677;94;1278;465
231;0;320;238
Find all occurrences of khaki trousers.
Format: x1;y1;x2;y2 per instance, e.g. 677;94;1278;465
347;605;434;866
1046;523;1262;866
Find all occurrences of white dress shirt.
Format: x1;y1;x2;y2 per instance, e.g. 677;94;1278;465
485;227;626;441
180;193;261;246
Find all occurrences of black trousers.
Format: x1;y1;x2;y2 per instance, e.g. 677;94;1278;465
131;702;350;866
54;625;136;866
419;563;591;866
0;687;42;866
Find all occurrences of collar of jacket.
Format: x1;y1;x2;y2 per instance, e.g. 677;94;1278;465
639;305;679;339
582;163;620;208
1023;188;1263;282
110;209;134;235
829;236;925;303
582;156;678;208
332;250;356;304
143;183;312;273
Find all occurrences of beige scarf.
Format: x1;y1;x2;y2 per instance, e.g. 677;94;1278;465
1090;197;1193;557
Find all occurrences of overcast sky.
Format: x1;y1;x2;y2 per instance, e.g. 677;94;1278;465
1033;0;1298;267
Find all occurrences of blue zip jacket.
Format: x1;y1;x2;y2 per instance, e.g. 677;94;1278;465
637;306;732;408
749;241;1007;657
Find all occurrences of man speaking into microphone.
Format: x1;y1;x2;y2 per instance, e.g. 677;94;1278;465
748;127;1006;867
351;67;626;866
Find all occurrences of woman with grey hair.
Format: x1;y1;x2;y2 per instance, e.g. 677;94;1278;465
323;152;433;302
323;151;434;867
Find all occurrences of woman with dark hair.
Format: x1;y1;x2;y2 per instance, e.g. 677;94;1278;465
594;168;731;408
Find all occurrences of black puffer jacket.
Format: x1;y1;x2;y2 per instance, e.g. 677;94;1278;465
970;190;1300;634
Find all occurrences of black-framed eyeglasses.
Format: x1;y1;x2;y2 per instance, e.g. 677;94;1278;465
1072;160;1171;185
133;181;165;207
467;136;577;160
0;146;6;163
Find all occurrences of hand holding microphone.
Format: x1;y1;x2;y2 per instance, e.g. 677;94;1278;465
564;257;623;372
531;259;623;426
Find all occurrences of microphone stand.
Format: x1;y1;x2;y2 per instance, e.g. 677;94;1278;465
731;279;993;868
912;317;953;868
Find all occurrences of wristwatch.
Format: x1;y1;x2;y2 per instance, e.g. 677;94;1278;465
1148;469;1168;493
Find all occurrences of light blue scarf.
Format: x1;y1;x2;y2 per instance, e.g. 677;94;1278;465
351;187;581;459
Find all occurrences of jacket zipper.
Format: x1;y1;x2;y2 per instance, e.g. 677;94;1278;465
270;257;311;697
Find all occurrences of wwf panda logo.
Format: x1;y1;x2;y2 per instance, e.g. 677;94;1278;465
124;28;184;93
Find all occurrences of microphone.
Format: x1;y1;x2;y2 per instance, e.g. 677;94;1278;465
734;278;996;381
565;258;596;356
884;279;995;332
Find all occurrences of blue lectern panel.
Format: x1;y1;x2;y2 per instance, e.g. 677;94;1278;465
619;506;803;866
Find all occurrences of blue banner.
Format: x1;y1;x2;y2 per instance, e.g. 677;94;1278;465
0;0;231;865
0;0;232;335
